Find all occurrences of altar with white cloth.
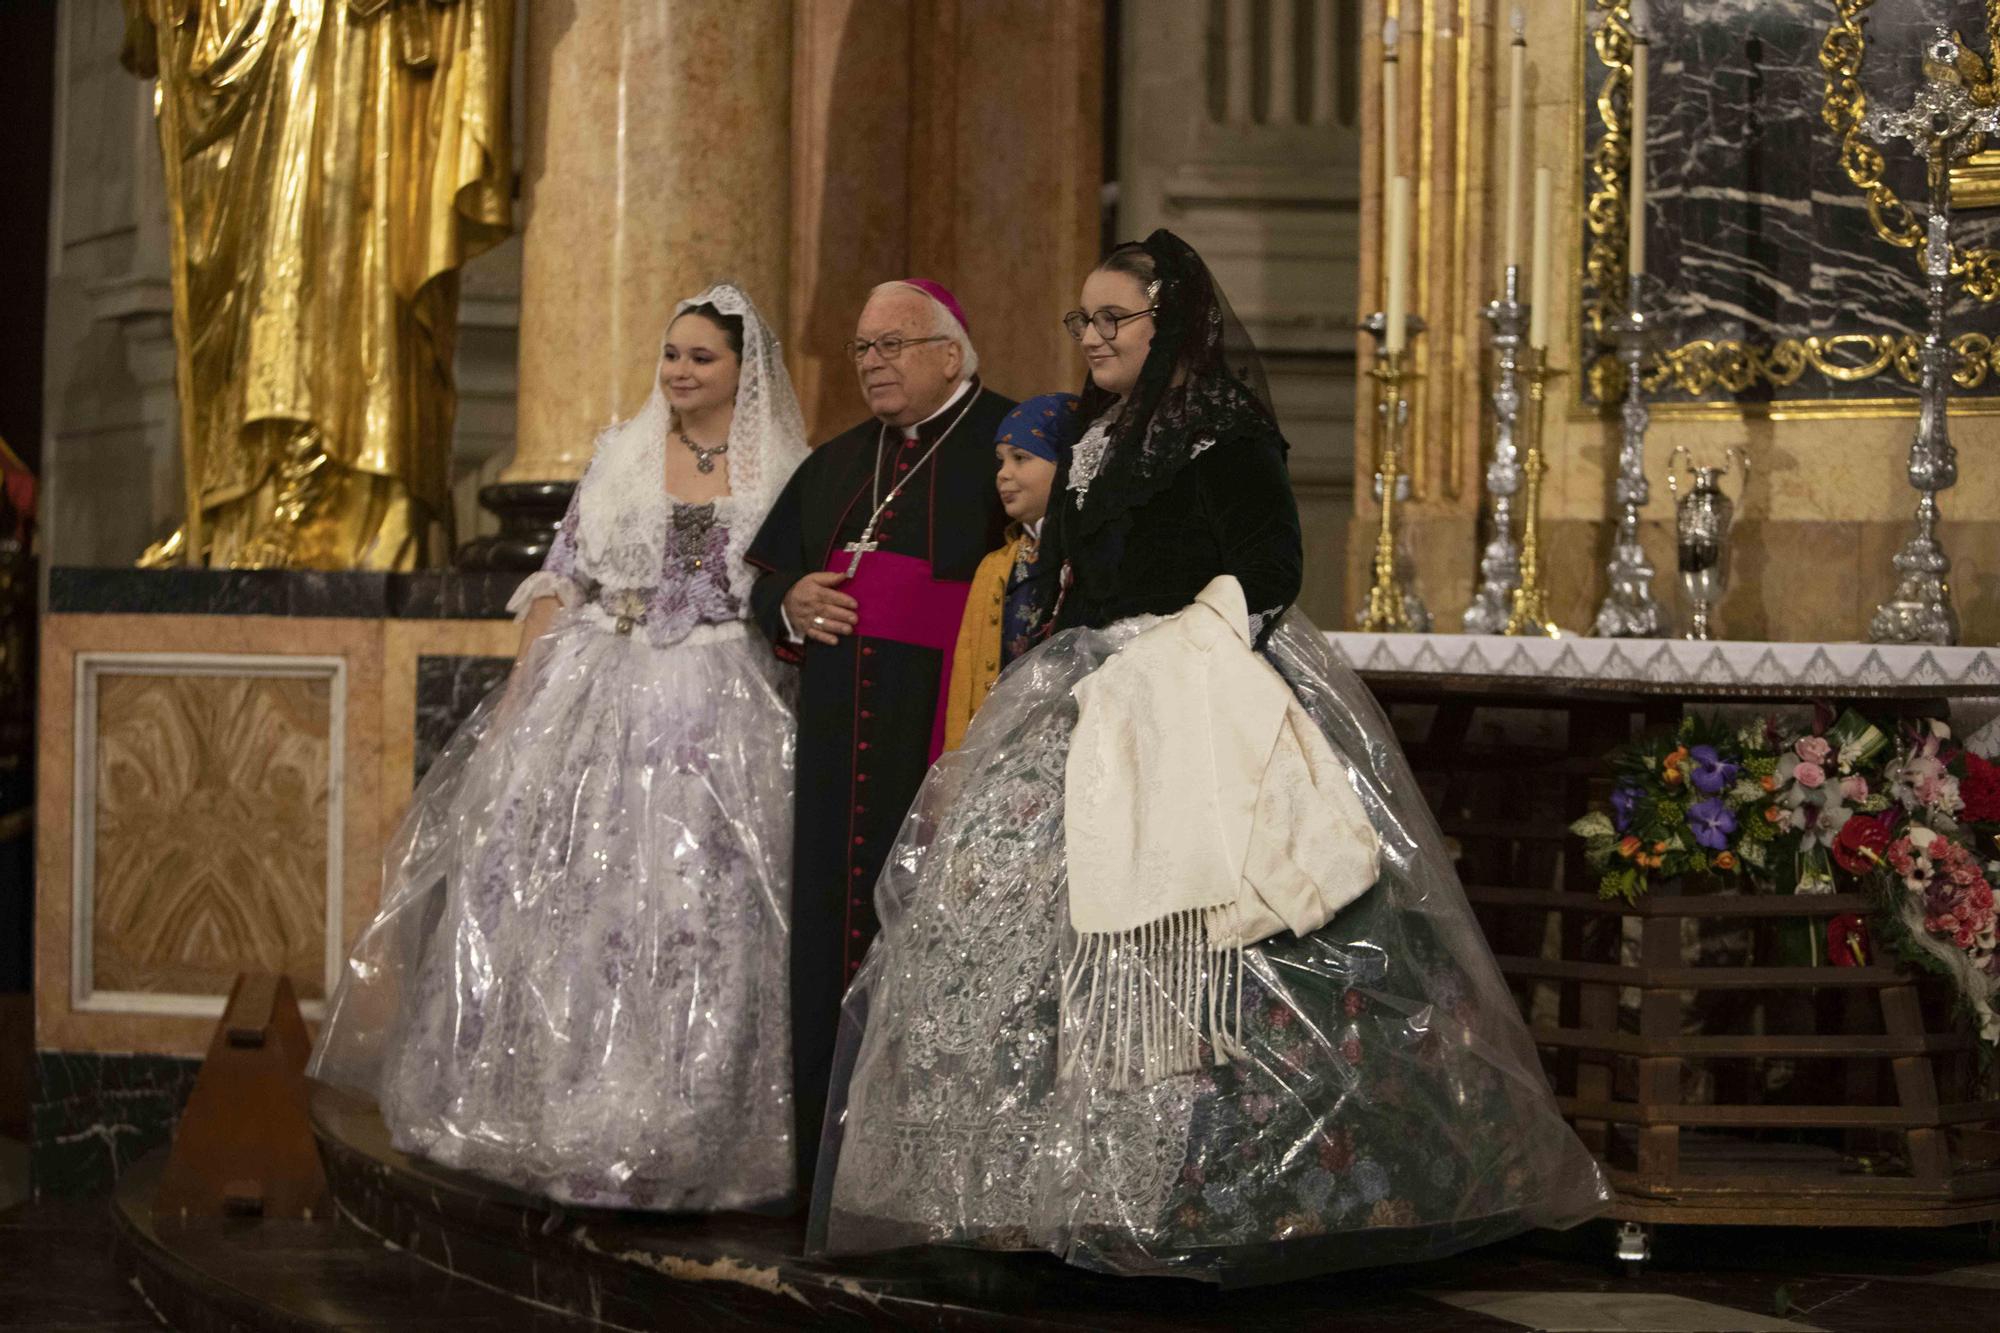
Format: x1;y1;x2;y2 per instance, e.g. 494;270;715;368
1334;632;2000;1251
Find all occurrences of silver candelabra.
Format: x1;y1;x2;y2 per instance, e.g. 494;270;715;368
1593;272;1663;638
1862;28;1998;647
1464;266;1529;633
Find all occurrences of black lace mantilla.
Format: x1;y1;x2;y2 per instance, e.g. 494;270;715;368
1064;229;1282;544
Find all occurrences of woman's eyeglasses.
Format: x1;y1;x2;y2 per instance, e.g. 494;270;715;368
845;333;951;363
1062;307;1157;342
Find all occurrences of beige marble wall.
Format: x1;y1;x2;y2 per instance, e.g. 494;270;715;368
89;671;333;1000
37;612;514;1059
1349;0;2000;643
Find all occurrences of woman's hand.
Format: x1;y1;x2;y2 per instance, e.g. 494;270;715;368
493;595;562;727
784;571;859;646
515;595;561;660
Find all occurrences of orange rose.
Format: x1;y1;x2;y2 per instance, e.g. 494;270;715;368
1652;841;1668;853
1618;836;1642;859
1760;774;1778;791
1764;805;1785;824
1715;851;1737;871
1662;746;1690;783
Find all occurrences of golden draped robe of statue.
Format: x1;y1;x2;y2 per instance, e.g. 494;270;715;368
122;0;511;570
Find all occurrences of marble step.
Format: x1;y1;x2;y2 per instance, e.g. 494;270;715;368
112;1153;598;1332
305;1083;1494;1329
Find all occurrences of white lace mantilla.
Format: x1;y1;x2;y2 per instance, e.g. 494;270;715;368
511;282;809;643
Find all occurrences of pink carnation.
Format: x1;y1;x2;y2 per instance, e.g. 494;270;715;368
1794;761;1826;789
1795;735;1833;765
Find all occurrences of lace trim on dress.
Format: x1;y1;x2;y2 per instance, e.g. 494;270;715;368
507;571;584;617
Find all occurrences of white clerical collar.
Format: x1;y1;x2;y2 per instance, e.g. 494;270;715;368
901;377;975;439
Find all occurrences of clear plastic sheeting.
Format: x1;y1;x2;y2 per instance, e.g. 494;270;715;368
812;611;1606;1285
310;616;796;1211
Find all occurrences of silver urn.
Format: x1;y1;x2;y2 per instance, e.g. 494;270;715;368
1665;446;1748;642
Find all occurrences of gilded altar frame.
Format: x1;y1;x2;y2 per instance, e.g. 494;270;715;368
1573;0;2000;422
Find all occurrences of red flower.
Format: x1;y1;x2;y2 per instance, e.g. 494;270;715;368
1834;812;1894;876
1341;1036;1363;1064
1317;1126;1355;1172
1827;914;1869;967
1961;753;2000;824
1343;988;1367;1017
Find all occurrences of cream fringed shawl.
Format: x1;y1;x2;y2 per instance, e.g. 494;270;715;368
1061;576;1381;1087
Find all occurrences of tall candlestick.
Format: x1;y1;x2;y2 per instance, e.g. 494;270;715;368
1529;166;1553;348
1386;175;1411;354
1628;0;1650;278
1504;7;1527;272
1382;18;1400;181
1505;350;1564;638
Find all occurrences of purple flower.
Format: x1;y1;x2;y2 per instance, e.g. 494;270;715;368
1688;745;1739;795
1688;797;1737;851
1610;784;1641;832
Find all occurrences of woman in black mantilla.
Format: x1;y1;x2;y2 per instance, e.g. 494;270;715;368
1052;234;1301;643
810;231;1605;1284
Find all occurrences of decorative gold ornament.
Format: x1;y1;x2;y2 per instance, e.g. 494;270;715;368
1819;0;1999;302
1954;149;2000;208
122;0;513;571
1358;350;1428;634
1582;0;1636;350
1583;331;2000;401
1581;0;2000;405
1505;353;1564;638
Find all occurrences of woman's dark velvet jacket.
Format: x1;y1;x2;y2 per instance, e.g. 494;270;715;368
1046;414;1304;645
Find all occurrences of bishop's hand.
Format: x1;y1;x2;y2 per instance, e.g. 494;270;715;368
785;571;859;645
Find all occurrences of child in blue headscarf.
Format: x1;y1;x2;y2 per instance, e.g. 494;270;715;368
941;393;1080;749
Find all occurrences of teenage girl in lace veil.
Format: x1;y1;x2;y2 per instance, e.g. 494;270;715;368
811;233;1605;1283
312;284;810;1212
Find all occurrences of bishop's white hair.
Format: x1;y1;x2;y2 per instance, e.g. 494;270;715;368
869;280;980;380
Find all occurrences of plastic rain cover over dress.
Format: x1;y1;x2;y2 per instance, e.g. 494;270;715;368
310;283;810;1212
810;232;1606;1284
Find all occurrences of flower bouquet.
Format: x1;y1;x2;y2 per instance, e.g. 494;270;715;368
1572;709;2000;1042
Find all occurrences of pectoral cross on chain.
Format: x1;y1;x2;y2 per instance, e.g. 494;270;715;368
841;528;880;578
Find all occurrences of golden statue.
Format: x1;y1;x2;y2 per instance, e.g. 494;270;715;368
122;0;512;571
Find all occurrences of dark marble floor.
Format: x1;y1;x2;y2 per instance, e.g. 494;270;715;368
0;1197;160;1331
7;1187;2000;1332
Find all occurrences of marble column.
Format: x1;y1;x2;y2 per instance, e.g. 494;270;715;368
508;1;793;484
788;1;1101;442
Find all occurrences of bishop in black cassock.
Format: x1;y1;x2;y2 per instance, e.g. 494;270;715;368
746;280;1012;1191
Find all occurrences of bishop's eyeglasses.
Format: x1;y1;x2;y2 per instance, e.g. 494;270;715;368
845;333;951;363
1063;306;1157;342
